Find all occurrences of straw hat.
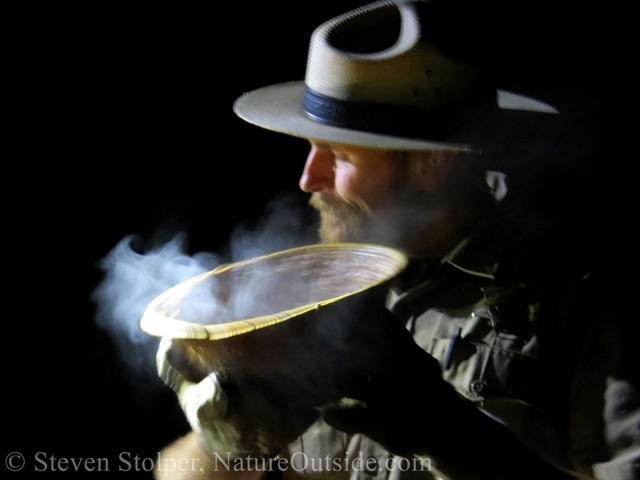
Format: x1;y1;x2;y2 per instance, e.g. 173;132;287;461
233;0;558;152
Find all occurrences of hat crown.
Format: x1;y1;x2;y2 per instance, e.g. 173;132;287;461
305;0;477;110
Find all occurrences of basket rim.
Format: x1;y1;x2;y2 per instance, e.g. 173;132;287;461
140;243;408;340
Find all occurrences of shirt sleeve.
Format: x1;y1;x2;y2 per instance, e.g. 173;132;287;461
568;276;639;479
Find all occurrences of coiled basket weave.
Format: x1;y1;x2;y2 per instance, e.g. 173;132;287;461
141;243;408;442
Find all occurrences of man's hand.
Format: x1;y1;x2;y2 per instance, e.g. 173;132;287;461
319;309;459;458
157;337;284;459
320;311;577;479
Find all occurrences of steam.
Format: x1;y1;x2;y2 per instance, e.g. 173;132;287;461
92;191;317;385
229;192;318;261
91;233;222;381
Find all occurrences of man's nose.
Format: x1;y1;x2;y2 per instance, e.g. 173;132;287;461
299;146;335;193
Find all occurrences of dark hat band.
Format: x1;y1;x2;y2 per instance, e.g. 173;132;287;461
303;88;457;141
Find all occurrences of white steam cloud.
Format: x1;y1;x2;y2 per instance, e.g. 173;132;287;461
92;192;317;385
91;233;222;381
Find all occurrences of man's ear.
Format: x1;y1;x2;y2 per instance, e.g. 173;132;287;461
411;150;457;192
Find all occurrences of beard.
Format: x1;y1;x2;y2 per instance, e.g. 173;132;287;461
309;193;373;244
309;190;443;251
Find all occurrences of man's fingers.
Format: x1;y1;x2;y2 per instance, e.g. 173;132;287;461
166;340;208;383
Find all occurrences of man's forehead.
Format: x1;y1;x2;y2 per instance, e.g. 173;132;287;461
307;139;447;160
308;139;394;154
308;139;347;149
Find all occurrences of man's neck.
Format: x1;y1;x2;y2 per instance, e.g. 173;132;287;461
404;184;497;260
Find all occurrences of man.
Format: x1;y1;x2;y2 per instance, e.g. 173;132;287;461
155;1;637;479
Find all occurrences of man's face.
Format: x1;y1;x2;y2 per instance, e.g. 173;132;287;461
299;141;429;247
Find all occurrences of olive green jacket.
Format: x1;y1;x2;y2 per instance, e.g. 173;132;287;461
281;214;637;479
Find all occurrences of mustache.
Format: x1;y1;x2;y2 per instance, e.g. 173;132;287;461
309;193;370;215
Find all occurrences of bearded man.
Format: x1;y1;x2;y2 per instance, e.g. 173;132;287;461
301;143;492;258
154;2;638;479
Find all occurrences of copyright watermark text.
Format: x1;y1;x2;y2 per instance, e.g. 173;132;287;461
4;452;203;475
4;451;431;475
213;452;431;474
5;453;25;472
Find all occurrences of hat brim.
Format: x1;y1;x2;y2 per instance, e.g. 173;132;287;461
233;81;474;152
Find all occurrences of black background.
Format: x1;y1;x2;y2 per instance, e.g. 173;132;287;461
5;1;633;477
